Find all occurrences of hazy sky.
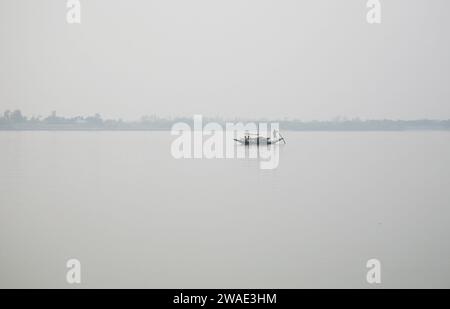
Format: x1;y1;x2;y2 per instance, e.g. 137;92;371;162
0;0;449;120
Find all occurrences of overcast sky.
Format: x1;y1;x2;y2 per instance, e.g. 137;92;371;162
0;0;449;120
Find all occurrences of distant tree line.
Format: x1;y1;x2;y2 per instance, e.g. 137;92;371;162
1;110;450;131
0;110;173;130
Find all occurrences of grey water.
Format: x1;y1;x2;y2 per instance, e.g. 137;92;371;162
1;131;450;288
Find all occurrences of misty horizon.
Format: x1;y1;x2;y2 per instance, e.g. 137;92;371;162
1;109;450;131
2;109;450;122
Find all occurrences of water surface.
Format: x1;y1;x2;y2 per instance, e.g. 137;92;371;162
1;131;449;288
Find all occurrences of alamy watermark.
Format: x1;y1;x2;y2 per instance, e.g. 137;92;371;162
366;0;381;24
66;258;81;284
170;115;284;170
366;258;382;284
66;1;381;25
66;0;81;24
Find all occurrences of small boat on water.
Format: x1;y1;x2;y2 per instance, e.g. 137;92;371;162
234;130;286;146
